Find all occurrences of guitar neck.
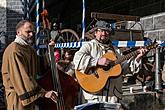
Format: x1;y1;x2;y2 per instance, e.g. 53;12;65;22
115;50;139;64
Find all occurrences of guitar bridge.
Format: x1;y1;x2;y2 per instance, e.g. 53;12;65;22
88;68;99;78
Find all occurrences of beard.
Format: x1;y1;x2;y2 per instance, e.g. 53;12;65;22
100;36;111;44
20;35;35;45
26;37;35;45
27;39;33;45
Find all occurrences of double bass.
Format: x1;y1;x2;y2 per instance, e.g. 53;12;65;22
36;9;79;110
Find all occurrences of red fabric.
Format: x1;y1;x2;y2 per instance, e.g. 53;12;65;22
54;50;60;62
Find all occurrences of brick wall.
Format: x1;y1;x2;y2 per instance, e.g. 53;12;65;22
6;0;24;39
0;0;6;33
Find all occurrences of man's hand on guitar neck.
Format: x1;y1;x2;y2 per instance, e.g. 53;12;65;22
136;48;148;62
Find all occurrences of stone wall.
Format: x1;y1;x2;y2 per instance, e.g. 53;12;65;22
122;92;156;110
122;92;165;110
126;12;165;41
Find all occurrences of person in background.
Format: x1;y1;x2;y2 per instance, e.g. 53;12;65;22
73;20;148;104
1;20;58;110
57;49;76;78
62;50;75;77
50;22;60;41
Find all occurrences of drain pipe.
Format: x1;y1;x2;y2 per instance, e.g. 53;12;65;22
155;47;162;90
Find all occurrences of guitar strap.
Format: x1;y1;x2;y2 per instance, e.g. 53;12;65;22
109;45;118;59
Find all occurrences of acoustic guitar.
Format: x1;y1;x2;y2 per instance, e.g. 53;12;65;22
75;41;158;93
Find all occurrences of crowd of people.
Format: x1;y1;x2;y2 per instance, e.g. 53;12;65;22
0;19;164;110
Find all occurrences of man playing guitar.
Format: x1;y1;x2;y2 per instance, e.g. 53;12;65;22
73;20;148;104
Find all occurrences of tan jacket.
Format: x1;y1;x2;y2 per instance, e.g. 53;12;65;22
2;42;45;110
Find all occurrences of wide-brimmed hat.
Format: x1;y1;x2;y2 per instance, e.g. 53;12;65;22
94;20;112;32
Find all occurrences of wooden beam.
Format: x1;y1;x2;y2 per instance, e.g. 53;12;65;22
91;12;140;22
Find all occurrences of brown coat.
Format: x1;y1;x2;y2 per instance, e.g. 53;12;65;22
2;42;45;110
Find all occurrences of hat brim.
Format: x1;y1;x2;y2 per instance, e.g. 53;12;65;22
93;27;112;32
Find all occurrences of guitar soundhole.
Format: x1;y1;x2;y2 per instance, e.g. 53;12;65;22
103;66;110;71
102;62;115;71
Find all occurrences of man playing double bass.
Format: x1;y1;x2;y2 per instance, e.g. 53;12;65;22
36;9;79;110
73;20;148;104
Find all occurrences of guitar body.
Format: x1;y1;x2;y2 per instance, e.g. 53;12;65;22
75;52;122;93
